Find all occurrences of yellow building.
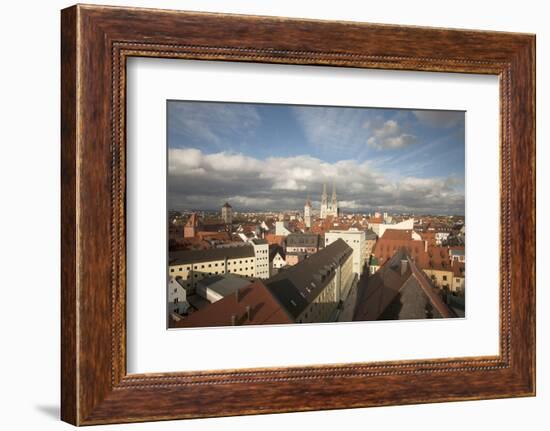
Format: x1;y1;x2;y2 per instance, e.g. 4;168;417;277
169;240;269;293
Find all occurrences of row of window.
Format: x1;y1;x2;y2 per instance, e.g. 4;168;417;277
170;259;256;273
326;238;361;243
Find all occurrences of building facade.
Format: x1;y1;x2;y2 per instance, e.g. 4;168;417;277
285;233;320;254
354;249;453;321
364;229;377;270
171;281;293;328
304;198;312;228
250;238;270;278
369;217;415;238
183;213;201;238
266;239;355;324
435;231;450;245
168;276;190;315
169;242;269;292
325;229;367;278
275;220;292;236
269;244;287;275
221;202;233;225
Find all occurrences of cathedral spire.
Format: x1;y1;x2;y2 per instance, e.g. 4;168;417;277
331;182;337;204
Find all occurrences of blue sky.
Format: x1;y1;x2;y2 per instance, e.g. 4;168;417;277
167;100;465;215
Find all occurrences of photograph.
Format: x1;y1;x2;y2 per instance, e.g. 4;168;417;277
1;0;540;428
167;101;466;328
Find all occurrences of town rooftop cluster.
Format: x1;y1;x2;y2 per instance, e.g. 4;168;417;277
168;184;465;328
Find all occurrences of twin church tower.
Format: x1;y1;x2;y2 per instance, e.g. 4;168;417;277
304;183;339;228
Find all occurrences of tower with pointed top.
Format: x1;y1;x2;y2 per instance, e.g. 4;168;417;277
320;182;339;219
304;198;312;228
320;184;328;219
331;182;338;210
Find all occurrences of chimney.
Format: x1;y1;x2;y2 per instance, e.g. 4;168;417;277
231;314;237;326
246;305;251;321
400;259;408;276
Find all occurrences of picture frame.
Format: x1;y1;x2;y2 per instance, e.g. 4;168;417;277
60;4;535;425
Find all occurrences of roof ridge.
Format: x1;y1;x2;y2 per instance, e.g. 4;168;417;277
407;256;453;318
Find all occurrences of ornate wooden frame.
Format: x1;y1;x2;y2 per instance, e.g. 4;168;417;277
61;4;536;426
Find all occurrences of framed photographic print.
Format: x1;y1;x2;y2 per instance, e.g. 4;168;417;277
61;4;535;425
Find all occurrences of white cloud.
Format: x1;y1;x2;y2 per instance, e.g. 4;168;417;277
366;119;417;150
168;148;464;214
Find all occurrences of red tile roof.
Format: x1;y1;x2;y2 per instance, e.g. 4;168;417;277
355;248;453;320
373;235;426;267
196;231;231;241
407;256;453;318
381;229;414;241
419;231;437;247
265;234;286;246
171;281;292;328
452;261;465;277
416;246;451;271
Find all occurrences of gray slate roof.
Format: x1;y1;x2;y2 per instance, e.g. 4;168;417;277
196;274;253;298
285;233;320;248
169;245;254;266
265;239;352;319
250;238;268;245
365;229;378;240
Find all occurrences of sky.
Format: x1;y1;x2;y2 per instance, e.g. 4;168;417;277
167;100;465;215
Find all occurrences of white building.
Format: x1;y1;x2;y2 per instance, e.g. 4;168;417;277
435;231;451;245
449;248;465;263
325;229;367;278
320;183;338;219
304;199;312;228
196;274;253;304
275;220;292;236
250;238;270;278
169;243;270;293
237;231;257;243
168;276;190;315
272;250;287;270
370;217;415;238
221;202;233;225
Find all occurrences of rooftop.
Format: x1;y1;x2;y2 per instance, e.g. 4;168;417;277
365;229;378;240
250;238;268;245
381;229;414;241
196;274;253;299
269;244;286;260
171;281;292;328
354;248;453;321
265;239;353;319
169;245;254;266
285;233;320;248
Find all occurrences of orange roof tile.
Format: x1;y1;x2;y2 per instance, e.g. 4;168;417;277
172;281;293;328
